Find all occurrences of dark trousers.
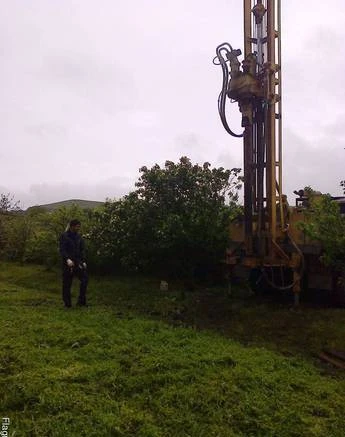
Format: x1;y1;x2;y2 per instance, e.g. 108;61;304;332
62;265;88;306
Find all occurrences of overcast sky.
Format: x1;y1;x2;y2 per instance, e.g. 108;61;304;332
1;0;344;208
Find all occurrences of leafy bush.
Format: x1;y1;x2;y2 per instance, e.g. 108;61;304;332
2;158;243;279
89;157;242;278
299;190;345;273
0;198;96;269
24;230;60;268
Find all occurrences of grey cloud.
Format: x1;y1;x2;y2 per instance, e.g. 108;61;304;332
322;113;345;139
21;176;135;209
174;133;200;150
216;150;242;171
283;128;344;200
25;123;67;138
1;177;136;210
1;0;345;208
284;28;345;117
39;53;137;112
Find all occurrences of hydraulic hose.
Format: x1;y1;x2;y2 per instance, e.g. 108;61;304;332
213;43;244;138
257;232;305;291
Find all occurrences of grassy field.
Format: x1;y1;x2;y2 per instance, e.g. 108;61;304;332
1;263;345;436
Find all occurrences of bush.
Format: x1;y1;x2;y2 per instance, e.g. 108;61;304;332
24;230;60;269
299;191;345;273
88;157;242;278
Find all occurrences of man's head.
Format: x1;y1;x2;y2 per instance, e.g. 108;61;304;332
69;219;81;233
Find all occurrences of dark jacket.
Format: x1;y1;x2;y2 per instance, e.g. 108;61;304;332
59;231;86;264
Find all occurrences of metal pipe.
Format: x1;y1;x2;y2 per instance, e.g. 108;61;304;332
244;0;252;57
266;0;277;246
244;125;253;254
277;0;284;227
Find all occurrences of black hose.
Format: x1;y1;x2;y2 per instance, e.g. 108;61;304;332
214;44;244;138
261;267;299;291
259;232;305;291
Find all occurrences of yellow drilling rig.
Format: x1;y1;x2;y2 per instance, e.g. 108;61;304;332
213;0;344;305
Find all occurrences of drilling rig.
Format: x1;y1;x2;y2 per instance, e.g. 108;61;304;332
214;0;345;305
214;0;304;303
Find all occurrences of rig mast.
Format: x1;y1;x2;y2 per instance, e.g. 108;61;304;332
214;1;302;300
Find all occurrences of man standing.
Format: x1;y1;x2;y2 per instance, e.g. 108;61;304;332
59;219;88;308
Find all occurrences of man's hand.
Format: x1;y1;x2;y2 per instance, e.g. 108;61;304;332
66;259;74;268
82;262;87;269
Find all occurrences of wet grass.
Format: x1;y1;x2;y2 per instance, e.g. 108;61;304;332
0;263;345;436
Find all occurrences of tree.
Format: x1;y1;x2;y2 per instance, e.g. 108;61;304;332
299;190;345;273
4;215;36;263
0;193;20;213
0;193;21;257
89;157;242;278
88;193;151;273
341;180;345;195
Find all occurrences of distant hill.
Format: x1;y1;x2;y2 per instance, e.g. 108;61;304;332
27;199;104;212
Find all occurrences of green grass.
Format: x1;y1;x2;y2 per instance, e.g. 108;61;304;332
1;263;345;436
